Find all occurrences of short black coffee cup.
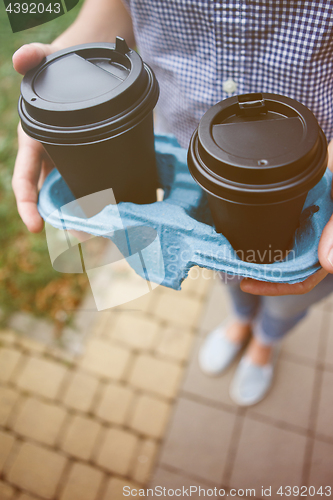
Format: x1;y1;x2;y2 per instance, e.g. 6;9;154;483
18;38;159;209
188;93;328;264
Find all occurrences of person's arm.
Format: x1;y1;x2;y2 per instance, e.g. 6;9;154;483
240;138;333;295
12;0;134;233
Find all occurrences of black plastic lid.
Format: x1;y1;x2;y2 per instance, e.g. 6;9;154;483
188;93;327;203
19;38;159;143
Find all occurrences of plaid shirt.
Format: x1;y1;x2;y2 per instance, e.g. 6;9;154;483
123;0;333;148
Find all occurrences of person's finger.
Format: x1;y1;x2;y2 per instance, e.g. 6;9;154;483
240;267;328;296
12;43;57;75
12;124;48;233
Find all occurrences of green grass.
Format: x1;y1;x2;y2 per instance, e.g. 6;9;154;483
0;1;90;327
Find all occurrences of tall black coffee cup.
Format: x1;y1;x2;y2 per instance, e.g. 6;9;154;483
19;38;159;207
188;93;328;264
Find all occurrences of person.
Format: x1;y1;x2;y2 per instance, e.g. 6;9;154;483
12;0;333;406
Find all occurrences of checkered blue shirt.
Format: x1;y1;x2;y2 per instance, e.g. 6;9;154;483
123;0;333;148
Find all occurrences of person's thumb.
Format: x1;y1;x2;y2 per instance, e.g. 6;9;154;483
12;42;58;75
327;138;333;198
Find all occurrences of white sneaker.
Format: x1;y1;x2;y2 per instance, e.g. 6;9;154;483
229;347;279;406
198;319;248;376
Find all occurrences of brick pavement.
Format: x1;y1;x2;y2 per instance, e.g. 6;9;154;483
1;267;332;499
150;279;333;499
0;267;211;500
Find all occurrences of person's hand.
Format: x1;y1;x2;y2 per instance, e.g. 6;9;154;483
12;43;59;233
241;138;333;296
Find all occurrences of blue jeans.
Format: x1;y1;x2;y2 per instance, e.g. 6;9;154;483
221;273;333;345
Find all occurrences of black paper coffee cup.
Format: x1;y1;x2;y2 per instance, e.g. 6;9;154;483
188;93;328;264
19;38;159;207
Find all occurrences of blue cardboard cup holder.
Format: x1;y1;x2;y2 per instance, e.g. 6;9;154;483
38;133;333;290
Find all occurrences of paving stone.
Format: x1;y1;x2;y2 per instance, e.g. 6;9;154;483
96;428;138;475
73;297;99;334
92;310;115;337
7;442;67;499
0;329;17;346
12;397;67;446
324;312;333;369
197;279;231;335
61;371;99;412
88;268;152;311
80;338;131;380
308;439;333;488
129;394;171;439
179;336;239;408
102;477;142;500
154;290;202;328
15;357;68;400
316;370;333;439
281;307;323;364
132;438;158;484
0;348;22;382
128;354;183;399
115;284;160;313
0;431;15;473
180;267;214;297
24;319;55;346
47;347;76;365
17;336;46;354
0;481;15;499
111;312;159;350
0;386;19;426
61;415;101;461
150;467;213;499
155;325;193;362
59;462;103;500
230;418;307;494
179;267;202;294
59;327;86;356
321;292;333;311
94;382;133;425
248;357;316;431
159;397;236;484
